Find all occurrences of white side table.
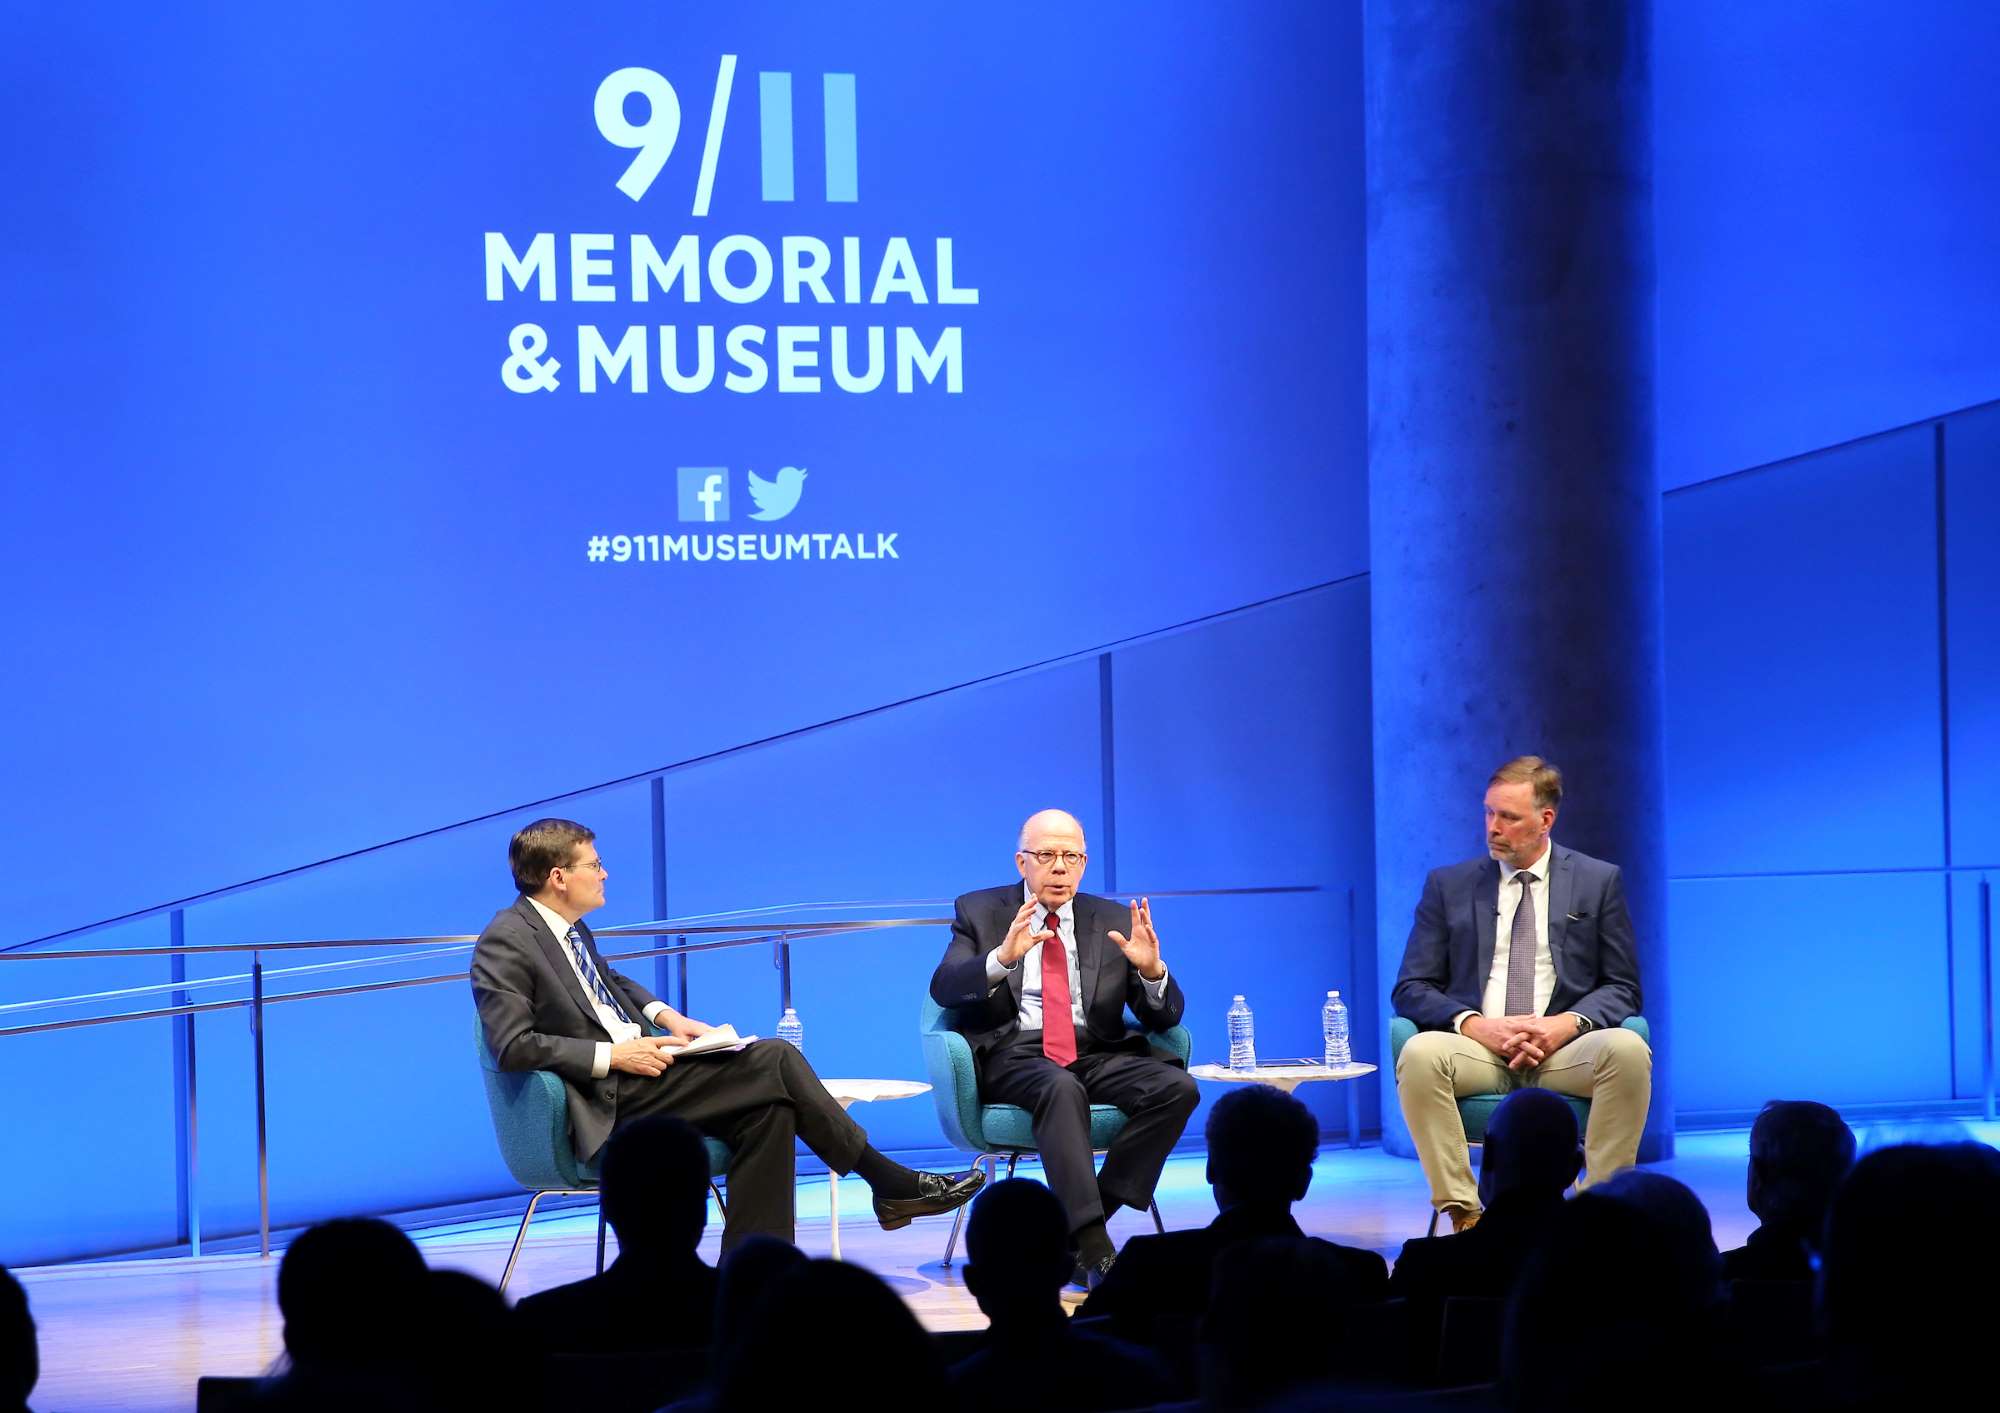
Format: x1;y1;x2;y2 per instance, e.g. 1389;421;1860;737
1189;1062;1378;1147
820;1078;933;1260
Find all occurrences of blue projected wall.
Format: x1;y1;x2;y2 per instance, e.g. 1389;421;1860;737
1656;0;2000;487
1;2;1366;945
1662;408;1998;1116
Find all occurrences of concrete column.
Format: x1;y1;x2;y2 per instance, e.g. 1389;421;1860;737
1366;0;1671;1160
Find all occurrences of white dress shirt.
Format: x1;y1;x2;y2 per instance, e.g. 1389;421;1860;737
1453;842;1574;1033
528;897;669;1078
984;884;1171;1030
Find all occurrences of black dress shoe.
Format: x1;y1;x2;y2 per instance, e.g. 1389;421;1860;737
872;1167;987;1230
1066;1251;1116;1295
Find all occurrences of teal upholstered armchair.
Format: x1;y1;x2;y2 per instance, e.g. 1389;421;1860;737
475;1017;732;1290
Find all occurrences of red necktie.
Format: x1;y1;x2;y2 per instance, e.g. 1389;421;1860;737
1040;910;1078;1066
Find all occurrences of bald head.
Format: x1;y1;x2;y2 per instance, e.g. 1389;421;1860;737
1016;810;1088;907
1017;809;1085;850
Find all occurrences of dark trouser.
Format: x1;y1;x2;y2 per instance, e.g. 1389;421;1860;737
609;1038;867;1251
977;1032;1199;1235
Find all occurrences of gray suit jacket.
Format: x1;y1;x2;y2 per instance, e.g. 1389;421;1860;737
1390;844;1642;1032
472;896;661;1161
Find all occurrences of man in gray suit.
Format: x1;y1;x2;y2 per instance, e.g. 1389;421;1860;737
473;818;982;1251
1391;757;1650;1232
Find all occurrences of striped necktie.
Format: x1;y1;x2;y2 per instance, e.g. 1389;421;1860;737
566;926;632;1024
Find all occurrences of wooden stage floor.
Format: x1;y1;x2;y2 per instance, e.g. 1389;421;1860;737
18;1123;1997;1411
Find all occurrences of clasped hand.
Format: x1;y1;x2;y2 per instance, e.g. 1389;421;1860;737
1469;1012;1579;1070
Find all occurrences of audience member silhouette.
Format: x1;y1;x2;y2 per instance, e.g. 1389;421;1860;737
1594;1169;1721;1313
263;1217;430;1411
1081;1083;1387;1324
713;1259;943;1412
412;1269;523;1413
0;1267;35;1413
1820;1139;2000;1405
513;1114;718;1356
1198;1235;1358;1409
1503;1191;1726;1412
1389;1087;1581;1319
655;1235;807;1413
948;1179;1171;1410
1722;1100;1854;1283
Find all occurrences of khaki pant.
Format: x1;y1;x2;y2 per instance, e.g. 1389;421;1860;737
1395;1026;1653;1214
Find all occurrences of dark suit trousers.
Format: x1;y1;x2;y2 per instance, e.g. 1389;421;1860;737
979;1032;1199;1234
610;1038;866;1251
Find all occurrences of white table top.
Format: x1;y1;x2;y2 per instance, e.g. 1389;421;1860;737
820;1077;932;1104
1189;1062;1377;1083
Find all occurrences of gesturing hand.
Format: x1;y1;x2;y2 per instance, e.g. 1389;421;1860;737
1107;897;1165;982
997;898;1056;967
609;1036;677;1077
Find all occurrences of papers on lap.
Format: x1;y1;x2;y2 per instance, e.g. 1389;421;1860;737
662;1024;757;1057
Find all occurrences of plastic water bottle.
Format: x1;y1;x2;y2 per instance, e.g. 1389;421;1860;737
1227;994;1256;1072
776;1006;804;1057
1322;990;1351;1068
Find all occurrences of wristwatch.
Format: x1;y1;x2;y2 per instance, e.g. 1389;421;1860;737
1571;1012;1595;1036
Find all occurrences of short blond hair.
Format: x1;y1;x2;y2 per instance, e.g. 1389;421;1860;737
1489;756;1562;812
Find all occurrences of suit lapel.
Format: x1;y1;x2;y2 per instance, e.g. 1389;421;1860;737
999;888;1028;1008
1545;846;1573;975
1473;861;1500;994
520;897;599;1026
1076;896;1105;1020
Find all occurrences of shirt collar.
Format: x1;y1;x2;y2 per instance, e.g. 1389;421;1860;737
528;895;577;941
1499;840;1555;888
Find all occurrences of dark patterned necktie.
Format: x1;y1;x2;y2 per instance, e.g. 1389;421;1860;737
1504;873;1538;1016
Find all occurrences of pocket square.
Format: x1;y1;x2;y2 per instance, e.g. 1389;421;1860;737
1566;912;1587;922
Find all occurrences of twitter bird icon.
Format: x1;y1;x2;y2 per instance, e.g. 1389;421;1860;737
746;465;807;521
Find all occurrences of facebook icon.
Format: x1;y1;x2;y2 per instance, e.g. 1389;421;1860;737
676;466;730;522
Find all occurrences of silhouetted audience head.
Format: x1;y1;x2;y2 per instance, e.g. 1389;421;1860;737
962;1179;1072;1328
599;1114;711;1259
1505;1192;1717;1411
412;1269;518;1412
1821;1140;2000;1398
0;1267;35;1413
1747;1100;1854;1242
711;1234;807;1363
716;1259;942;1412
276;1218;428;1377
1477;1088;1582;1207
1595;1169;1721;1309
1205;1082;1318;1209
1200;1236;1349;1407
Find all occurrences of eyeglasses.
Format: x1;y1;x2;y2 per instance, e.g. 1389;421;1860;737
558;858;608;875
1020;850;1087;867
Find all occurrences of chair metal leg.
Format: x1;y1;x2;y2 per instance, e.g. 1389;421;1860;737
1148;1199;1166;1235
709;1180;728;1216
941;1154;995;1269
1427;1207;1440;1238
1005;1152;1021;1179
595;1205;607;1275
500;1190;552;1295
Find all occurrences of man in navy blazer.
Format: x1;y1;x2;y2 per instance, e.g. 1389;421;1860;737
1391;757;1650;1230
931;809;1198;1287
